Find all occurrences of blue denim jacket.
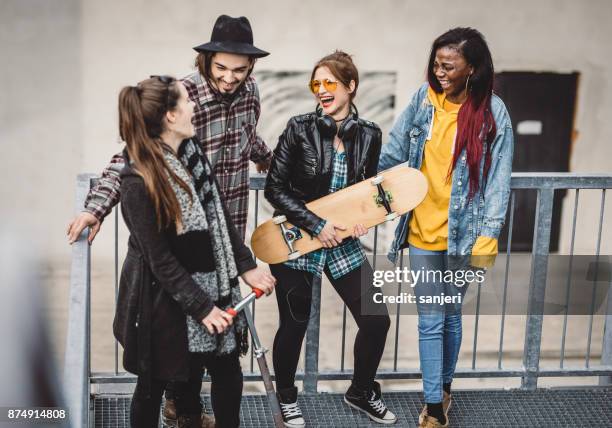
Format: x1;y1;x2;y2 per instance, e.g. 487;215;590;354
379;83;514;263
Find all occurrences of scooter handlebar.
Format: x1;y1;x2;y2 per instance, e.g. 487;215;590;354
227;287;265;318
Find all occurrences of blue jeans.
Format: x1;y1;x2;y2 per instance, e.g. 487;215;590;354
409;245;468;404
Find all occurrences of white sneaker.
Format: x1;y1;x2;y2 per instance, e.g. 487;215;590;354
277;386;305;428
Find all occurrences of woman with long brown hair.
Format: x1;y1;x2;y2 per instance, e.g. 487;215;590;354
113;75;275;427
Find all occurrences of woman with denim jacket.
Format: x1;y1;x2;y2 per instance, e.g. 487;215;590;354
378;28;514;427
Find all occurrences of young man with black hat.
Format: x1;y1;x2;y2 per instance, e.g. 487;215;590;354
66;15;272;428
68;14;271;242
183;14;272;239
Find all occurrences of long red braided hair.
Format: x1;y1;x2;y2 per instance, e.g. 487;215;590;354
427;27;497;199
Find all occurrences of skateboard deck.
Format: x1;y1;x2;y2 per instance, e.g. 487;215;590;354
251;165;427;264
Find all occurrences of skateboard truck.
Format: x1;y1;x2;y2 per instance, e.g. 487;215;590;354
273;215;302;260
371;175;398;221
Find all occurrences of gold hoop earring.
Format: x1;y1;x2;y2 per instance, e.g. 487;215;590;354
465;74;471;92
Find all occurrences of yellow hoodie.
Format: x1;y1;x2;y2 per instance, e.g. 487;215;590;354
408;87;497;266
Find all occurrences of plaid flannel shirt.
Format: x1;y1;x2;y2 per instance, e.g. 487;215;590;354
285;151;366;279
83;73;272;240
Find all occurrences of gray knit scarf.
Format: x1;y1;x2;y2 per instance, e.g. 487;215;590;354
163;146;248;356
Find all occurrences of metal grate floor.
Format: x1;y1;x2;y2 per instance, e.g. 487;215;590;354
93;387;612;427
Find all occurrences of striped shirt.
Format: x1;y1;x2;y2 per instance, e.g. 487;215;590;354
285;150;366;279
83;73;272;240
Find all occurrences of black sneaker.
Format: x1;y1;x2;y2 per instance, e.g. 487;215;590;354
344;381;397;424
277;386;305;428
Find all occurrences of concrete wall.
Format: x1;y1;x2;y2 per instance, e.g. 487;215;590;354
1;0;81;259
2;0;611;260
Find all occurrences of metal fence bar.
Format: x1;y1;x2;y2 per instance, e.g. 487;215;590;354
510;173;612;189
373;226;378;270
599;189;612;386
338;223;356;372
64;174;95;428
498;191;515;369
393;251;404;371
472;282;482;370
114;207;119;375
90;365;612;384
340;305;347;371
560;189;579;368
88;185;94;386
249;190;261;373
254;188;259;230
303;275;322;394
601;271;612;386
522;188;555;390
586;189;606;368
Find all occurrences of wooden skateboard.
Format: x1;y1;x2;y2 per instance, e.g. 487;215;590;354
251;165;427;264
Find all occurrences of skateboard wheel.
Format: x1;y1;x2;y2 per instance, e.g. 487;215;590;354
370;175;384;185
385;212;398;221
273;215;287;225
288;251;301;260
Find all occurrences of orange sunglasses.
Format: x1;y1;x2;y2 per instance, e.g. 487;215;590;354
308;78;338;94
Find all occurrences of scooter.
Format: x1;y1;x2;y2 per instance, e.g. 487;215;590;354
227;288;284;428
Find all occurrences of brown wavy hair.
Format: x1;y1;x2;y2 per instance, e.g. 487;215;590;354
311;50;359;100
118;76;192;230
194;52;256;84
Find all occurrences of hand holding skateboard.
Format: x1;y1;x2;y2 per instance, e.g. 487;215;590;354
318;222;346;248
251;165;428;264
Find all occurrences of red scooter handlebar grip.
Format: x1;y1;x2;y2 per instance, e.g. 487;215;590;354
226;308;238;318
252;288;264;298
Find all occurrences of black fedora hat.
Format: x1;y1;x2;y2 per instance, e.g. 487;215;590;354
193;15;269;58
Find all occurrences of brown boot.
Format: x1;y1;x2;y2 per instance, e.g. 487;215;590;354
419;414;449;428
177;414;201;428
419;405;427;425
164;399;216;428
419;392;452;426
419;402;452;428
201;412;216;428
163;399;177;427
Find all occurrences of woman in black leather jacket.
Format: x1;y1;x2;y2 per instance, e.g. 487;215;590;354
264;51;397;426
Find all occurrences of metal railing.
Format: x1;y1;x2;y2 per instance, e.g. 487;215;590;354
64;173;95;428
64;172;612;427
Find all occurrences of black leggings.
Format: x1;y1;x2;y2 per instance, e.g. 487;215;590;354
270;262;390;391
130;351;243;428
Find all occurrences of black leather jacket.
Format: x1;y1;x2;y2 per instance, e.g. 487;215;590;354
264;112;382;235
